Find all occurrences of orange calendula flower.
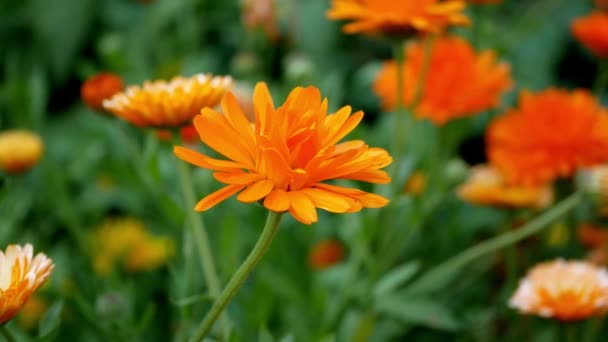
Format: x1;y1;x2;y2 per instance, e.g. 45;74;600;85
174;82;392;225
81;72;124;111
0;244;54;325
309;240;345;270
404;171;427;195
488;89;608;186
510;259;608;321
572;11;608;58
374;36;512;125
0;130;44;174
457;165;553;209
326;0;469;36
103;73;232;128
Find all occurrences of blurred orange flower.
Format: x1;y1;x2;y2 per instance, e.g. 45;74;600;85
510;259;608;321
487;89;608;186
326;0;469;36
374;36;512;125
174;82;392;225
81;72;124;111
103;74;232;128
0;244;54;325
155;125;199;145
0;130;43;174
572;11;608;58
309;240;345;270
242;0;280;42
457;165;553;209
404;171;427;195
17;296;48;330
578;223;608;249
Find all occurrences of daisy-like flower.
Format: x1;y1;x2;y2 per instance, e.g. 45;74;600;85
374;36;513;125
309;239;345;270
509;259;608;321
103;73;232;128
457;165;553;209
572;11;608;58
326;0;470;36
487;89;608;186
0;244;54;325
174;82;392;225
81;72;124;111
0;130;44;174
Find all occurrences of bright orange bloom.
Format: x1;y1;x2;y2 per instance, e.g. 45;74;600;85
488;89;608;186
0;244;54;325
174;82;392;225
510;259;608;321
374;36;512;125
0;130;43;174
326;0;469;36
81;72;124;111
572;11;608;58
457;165;553;208
578;223;608;249
103;74;232;128
309;239;345;270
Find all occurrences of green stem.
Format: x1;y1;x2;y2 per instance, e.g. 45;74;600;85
390;39;407;182
0;325;16;342
189;211;284;342
565;323;578;342
411;35;434;109
405;192;581;294
594;59;608;96
177;160;231;339
584;317;603;342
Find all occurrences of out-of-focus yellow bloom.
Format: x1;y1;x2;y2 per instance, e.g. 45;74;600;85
546;223;569;247
457;165;553;208
0;130;43;174
404;171;427;195
91;218;174;275
17;296;49;330
0;244;54;325
309;240;345;270
510;259;608;321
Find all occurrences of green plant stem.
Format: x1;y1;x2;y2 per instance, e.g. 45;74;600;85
594;59;608;96
405;192;581;294
189;211;284;342
565;323;578;342
390;39;407;181
0;325;16;342
584;317;603;342
177;160;231;339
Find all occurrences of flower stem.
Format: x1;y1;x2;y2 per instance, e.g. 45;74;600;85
0;325;16;342
176;160;230;339
405;192;581;294
390;39;407;181
189;211;284;342
594;59;608;97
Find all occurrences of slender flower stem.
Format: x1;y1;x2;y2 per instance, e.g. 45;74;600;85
190;211;284;342
0;325;16;342
176;160;231;339
594;59;608;96
405;192;581;294
390;39;406;181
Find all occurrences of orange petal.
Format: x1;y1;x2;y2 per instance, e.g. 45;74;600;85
174;146;245;172
301;188;355;213
221;92;256;148
236;179;275;203
253;82;275;134
194;111;254;166
264;189;290;212
195;184;245;211
314;183;390;209
287;191;318;225
213;171;263;185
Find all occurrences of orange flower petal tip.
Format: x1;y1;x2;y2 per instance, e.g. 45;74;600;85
487;88;608;186
174;82;392;225
510;259;608;321
572;11;608;58
0;130;44;174
309;240;345;270
0;244;54;325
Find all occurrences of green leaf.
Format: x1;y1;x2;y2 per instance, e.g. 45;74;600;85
374;295;459;331
373;261;420;297
37;300;64;341
258;326;274;342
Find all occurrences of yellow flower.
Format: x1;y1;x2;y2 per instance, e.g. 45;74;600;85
0;130;43;174
457;165;553;208
404;171;427;195
510;259;608;321
125;236;175;273
103;74;232;128
0;244;54;325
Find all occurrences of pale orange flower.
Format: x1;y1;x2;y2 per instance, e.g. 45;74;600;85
457;165;553;208
242;0;280;42
103;74;232;128
326;0;469;36
510;259;608;321
0;130;43;174
0;244;54;325
487;89;608;186
81;72;124;111
174;82;392;225
374;36;512;125
309;239;345;270
572;11;608;58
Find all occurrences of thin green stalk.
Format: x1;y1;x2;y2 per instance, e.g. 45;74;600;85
565;323;578;342
584;317;603;342
411;35;435;109
0;326;16;342
189;211;284;342
176;160;231;339
390;39;407;180
405;192;581;294
594;59;608;96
